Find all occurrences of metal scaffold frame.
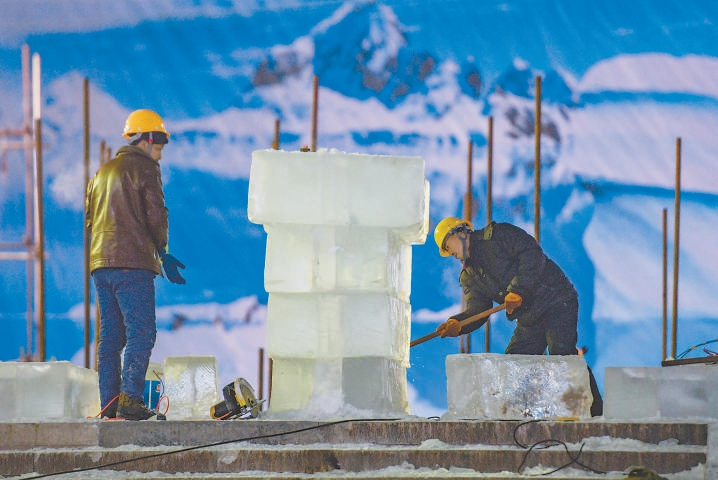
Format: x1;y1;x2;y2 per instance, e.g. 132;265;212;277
0;44;46;361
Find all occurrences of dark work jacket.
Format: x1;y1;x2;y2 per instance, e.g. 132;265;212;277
85;145;168;274
452;222;577;334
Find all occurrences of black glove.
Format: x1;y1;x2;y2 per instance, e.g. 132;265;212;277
159;251;186;284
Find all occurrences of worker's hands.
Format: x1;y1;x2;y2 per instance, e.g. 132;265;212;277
505;292;522;315
436;318;461;338
160;251;186;284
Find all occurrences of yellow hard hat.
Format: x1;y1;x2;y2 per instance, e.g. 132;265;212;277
122;109;170;139
434;217;472;257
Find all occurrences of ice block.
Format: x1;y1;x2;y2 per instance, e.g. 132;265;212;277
163;356;220;420
0;361;99;421
248;149;428;236
266;292;410;363
263;224;412;300
445;353;593;420
268;358;341;413
269;357;409;415
0;362;17;420
342;356;409;413
604;365;718;420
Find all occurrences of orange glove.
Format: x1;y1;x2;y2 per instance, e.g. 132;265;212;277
505;292;523;314
436;318;461;338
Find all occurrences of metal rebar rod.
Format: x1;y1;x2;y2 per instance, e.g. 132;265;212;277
485;116;493;353
461;140;474;354
272;119;280;150
22;45;34;359
83;78;91;368
662;208;668;361
671;138;681;359
465;140;473;222
534;76;542;243
94;139;105;371
34;117;45;361
311;76;318;152
268;357;273;409
31;51;46;362
258;348;265;409
99;140;105;167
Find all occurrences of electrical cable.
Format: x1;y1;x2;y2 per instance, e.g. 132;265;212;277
676;338;718;359
512;418;606;476
87;394;120;420
15;417;401;480
151;368;170;416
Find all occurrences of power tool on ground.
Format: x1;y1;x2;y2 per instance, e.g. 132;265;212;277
210;377;262;420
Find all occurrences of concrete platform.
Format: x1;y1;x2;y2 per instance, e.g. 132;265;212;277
0;418;713;479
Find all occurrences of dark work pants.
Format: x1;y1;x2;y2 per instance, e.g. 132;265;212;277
504;298;604;417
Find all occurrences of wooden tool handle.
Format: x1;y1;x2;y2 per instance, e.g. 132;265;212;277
410;303;506;348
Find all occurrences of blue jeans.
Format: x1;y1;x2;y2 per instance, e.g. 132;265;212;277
93;268;157;408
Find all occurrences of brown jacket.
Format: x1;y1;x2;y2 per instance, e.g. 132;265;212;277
85;145;168;274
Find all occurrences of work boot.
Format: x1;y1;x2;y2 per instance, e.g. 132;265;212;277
117;392;166;421
100;395;119;419
101;404;117;419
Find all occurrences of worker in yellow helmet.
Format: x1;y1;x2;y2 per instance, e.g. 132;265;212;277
434;217;603;417
86;109;185;421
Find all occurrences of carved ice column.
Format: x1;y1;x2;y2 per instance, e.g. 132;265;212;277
248;149;429;417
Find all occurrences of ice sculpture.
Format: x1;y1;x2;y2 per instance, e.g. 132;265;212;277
248;148;429;417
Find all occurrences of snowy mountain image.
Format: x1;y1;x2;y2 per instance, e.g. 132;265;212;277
1;0;717;416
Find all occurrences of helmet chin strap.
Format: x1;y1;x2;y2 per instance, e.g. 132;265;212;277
127;132;156;156
460;232;470;262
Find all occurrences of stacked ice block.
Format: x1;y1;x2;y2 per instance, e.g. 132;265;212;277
248;149;429;416
444;353;594;420
0;361;100;421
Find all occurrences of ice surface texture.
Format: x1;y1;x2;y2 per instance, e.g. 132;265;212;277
163;356;220;420
0;361;99;420
269;357;409;415
267;292;410;362
445;353;593;420
604;365;718;420
248;149;429;241
263;224;413;299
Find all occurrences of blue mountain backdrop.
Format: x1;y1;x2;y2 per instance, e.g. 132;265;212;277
1;0;717;415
